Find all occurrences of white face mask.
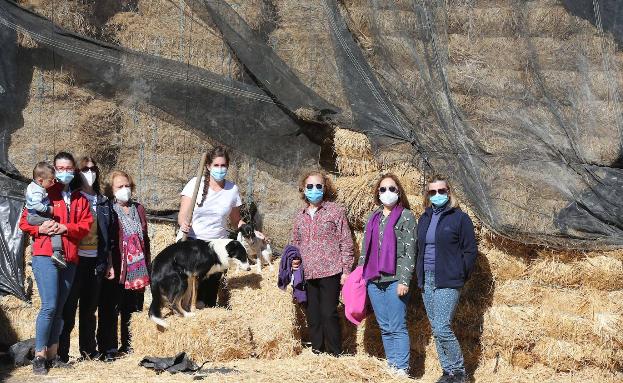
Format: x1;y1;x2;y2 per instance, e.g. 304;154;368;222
379;191;399;207
114;187;132;203
81;170;96;187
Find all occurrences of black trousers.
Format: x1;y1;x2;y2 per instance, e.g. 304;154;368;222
97;278;144;353
305;273;342;355
197;272;222;308
188;238;221;308
58;257;102;360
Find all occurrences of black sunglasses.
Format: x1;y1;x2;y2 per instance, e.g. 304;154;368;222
81;166;98;172
379;186;397;193
306;183;324;190
428;188;448;196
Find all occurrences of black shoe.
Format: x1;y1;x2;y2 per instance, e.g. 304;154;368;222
117;346;133;356
48;356;73;369
450;372;467;383
32;356;47;375
102;352;117;362
51;252;67;269
436;371;451;383
77;351;102;362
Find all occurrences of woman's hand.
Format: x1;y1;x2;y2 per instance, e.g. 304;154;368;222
38;220;57;235
291;259;301;271
105;264;115;280
397;284;409;296
53;224;68;235
340;274;348;285
179;221;192;233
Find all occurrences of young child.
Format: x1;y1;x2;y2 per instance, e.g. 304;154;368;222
25;162;66;268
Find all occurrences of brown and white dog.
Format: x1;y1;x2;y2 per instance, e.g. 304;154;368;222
236;223;274;273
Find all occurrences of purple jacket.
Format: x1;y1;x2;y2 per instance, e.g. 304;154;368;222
278;245;307;304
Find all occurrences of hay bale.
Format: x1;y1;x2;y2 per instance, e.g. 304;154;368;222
226;269;302;359
130;308;254;362
147;221;178;257
333;128;374;160
0;295;37;346
533;337;623;372
528;255;623;290
336;157;379;176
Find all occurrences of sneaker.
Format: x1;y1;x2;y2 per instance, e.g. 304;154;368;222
436;371;452;383
102;351;117;362
32;356;47;375
77;351;102;362
118;346;133;356
449;372;467;383
387;366;410;378
51;251;67;269
48;356;73;369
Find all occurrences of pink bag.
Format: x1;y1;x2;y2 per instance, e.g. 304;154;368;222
342;266;368;325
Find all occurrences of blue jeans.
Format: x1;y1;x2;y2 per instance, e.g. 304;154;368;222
367;280;410;371
32;255;77;352
422;271;464;374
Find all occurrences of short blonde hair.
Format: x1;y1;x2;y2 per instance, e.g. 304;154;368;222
104;170;136;200
298;169;337;203
423;174;459;209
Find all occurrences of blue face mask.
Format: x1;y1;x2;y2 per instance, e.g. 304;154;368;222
430;193;449;207
56;171;75;185
210;167;227;182
304;188;324;204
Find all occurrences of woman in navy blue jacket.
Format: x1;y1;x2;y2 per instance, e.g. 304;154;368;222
58;157;115;362
415;175;477;383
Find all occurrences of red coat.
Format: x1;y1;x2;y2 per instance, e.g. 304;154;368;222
19;183;93;264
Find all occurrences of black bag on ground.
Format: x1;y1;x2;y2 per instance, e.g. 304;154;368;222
9;338;35;366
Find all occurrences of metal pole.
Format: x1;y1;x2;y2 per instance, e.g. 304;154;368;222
181;152;208;242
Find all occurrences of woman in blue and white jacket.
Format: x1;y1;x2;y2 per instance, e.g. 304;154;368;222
415;175;478;383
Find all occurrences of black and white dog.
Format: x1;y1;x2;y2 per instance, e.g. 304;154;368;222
148;238;250;327
236;223;274;273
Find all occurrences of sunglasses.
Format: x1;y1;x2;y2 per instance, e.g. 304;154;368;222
306;183;324;190
379;186;397;193
81;166;98;172
428;188;448;196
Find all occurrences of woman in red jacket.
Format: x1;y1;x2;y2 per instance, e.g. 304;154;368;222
19;152;93;375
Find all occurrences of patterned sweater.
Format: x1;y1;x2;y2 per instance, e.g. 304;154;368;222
291;201;355;280
358;208;417;287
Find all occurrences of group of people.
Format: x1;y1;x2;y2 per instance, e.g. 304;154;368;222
20;145;477;383
289;170;477;383
21;152;151;375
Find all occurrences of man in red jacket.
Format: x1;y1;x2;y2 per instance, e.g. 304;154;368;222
19;152;93;375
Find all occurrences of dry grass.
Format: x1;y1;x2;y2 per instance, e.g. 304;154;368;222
130;308;255;362
131;268;300;362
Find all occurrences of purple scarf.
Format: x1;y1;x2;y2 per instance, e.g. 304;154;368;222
362;205;404;281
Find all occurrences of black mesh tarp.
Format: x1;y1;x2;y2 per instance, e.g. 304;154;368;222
0;0;622;289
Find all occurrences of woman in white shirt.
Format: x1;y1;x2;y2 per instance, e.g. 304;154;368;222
178;146;243;308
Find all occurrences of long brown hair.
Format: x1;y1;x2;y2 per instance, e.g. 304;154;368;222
298;169;337;203
198;146;230;207
373;173;410;210
423;174;459;209
78;156;101;195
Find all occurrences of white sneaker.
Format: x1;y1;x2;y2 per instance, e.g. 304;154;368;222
387;366;410;379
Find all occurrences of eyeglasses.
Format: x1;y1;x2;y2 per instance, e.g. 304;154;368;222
81;166;98;172
379;186;397;193
306;183;324;190
428;188;448;196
